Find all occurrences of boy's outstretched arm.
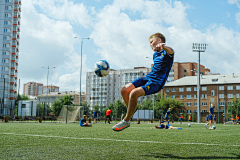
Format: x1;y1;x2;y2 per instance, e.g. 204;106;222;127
156;43;174;54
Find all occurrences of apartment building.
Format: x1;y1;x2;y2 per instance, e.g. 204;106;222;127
0;0;21;115
163;74;240;120
43;85;59;94
23;82;43;96
37;91;86;107
86;67;151;109
166;62;214;83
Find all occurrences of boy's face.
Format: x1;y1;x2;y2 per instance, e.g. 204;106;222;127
149;36;161;51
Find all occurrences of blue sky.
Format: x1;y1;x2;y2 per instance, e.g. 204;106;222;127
18;0;240;93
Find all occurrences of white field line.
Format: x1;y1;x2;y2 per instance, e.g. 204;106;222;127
2;133;240;147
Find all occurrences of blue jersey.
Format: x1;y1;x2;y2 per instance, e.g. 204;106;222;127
145;50;174;87
80;118;86;126
160;124;165;129
210;107;214;115
94;111;97;118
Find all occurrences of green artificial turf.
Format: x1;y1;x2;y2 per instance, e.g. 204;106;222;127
0;122;239;160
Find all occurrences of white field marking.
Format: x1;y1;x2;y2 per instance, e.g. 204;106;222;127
2;133;240;147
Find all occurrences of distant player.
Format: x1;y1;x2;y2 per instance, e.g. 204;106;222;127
205;103;215;129
222;113;225;125
213;114;216;125
236;115;239;125
179;114;183;125
80;115;92;127
232;115;235;124
105;108;111;124
151;123;181;129
160;108;172;124
112;33;174;131
188;115;191;125
93;110;98;124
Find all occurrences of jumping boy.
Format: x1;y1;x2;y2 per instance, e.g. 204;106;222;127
112;33;174;131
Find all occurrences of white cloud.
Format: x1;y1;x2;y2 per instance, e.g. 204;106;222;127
31;0;92;28
18;0;90;94
91;0;240;75
228;0;240;25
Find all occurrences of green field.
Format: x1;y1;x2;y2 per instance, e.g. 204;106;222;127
0;122;240;159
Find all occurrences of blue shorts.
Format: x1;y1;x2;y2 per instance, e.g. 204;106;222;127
232;120;234;122
94;116;97;119
180;118;182;121
223;118;225;121
208;114;212;120
214;118;216;121
131;77;162;95
165;116;169;120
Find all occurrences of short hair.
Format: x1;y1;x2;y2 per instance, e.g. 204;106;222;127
149;33;166;43
83;115;87;118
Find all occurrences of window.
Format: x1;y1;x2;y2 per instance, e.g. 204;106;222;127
179;88;184;92
194;87;197;91
202;110;207;113
5;6;8;10
228;94;233;98
166;88;169;92
184;70;186;73
219;102;225;106
179;110;184;113
236;86;240;90
237;94;240;98
202;87;207;91
219;86;224;90
172;88;176;92
194;95;197;99
184;75;186;77
2;59;6;63
186;102;191;107
227;86;233;90
219;94;224;98
4;29;8;32
202;94;207;99
194;110;197;113
5;14;8;17
228;102;232;106
1;75;4;78
172;95;176;99
211;90;214;96
187;95;191;99
194;102;197;106
187;110;191;113
3;36;7;40
3;44;7;48
186;87;191;91
166;95;169;99
4;21;8;25
202;102;207;106
179;95;184;99
6;0;9;2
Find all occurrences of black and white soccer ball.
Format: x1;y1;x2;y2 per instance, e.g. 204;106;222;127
188;124;191;127
94;60;110;77
212;126;216;129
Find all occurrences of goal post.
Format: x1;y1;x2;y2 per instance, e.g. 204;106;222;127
57;105;81;123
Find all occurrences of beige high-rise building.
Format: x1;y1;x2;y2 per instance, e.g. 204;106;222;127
23;82;43;96
43;85;59;94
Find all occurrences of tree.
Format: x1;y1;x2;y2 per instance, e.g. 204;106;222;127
92;103;100;115
52;100;63;116
112;99;127;118
36;103;52;117
81;100;91;116
227;97;240;117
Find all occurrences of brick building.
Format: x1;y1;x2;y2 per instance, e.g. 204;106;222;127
163;74;240;122
43;85;59;94
23;82;43;96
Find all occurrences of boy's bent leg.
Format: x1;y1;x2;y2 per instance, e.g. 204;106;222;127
124;87;145;121
121;83;135;108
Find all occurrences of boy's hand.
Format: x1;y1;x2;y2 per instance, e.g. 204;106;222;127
156;43;166;51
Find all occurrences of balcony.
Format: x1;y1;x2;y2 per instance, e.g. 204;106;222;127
12;53;16;55
1;63;9;67
10;82;14;84
9;97;14;100
14;2;18;4
4;17;12;21
3;40;10;44
1;71;9;75
10;90;14;92
13;16;18;19
12;38;17;40
11;60;16;63
18;15;21;18
13;23;17;26
12;45;16;47
10;75;15;77
18;28;20;32
19;1;21;5
19;8;21;12
4;9;12;13
15;70;18;73
3;32;11;36
4;24;11;28
15;84;17;86
2;55;10;59
13;31;17;34
5;2;13;5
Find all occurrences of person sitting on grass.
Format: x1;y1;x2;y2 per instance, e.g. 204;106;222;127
151;123;181;129
80;115;92;127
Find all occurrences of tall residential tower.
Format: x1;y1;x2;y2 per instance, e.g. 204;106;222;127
0;0;21;115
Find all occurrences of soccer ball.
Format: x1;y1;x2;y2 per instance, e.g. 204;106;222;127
188;124;191;127
94;60;110;77
212;126;216;129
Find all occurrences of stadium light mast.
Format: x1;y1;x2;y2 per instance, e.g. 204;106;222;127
74;37;89;117
192;43;208;123
41;66;55;117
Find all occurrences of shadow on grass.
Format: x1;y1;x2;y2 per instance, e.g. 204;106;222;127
141;153;240;159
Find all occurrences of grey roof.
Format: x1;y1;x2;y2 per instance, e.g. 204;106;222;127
165;74;240;87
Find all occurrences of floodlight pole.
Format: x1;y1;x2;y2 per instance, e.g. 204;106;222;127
74;37;89;117
192;43;208;123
